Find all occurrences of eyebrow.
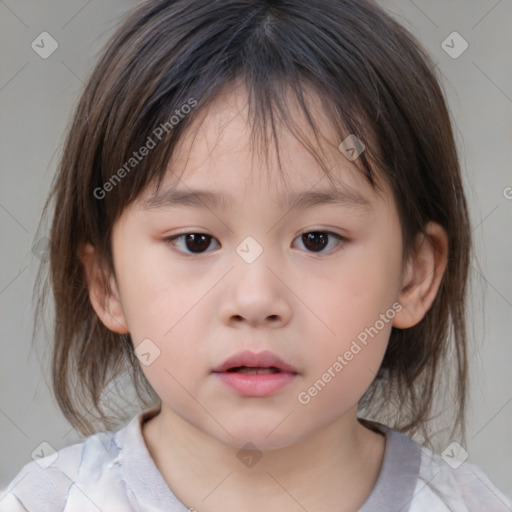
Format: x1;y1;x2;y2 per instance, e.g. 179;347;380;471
142;186;373;213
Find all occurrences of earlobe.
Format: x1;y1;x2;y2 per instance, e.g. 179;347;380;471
392;222;448;329
78;243;129;334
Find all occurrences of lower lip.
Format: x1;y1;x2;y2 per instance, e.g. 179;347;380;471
213;371;297;397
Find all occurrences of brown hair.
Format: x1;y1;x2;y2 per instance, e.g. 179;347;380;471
35;0;471;444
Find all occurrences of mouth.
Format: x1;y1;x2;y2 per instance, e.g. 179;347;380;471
212;350;298;374
225;366;283;374
212;350;298;397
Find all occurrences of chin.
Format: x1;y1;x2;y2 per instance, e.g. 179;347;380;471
208;417;309;452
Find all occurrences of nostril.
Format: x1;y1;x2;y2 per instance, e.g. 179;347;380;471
230;314;279;323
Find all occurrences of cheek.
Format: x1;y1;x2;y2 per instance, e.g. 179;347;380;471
294;233;401;406
113;241;214;377
299;243;401;340
296;320;391;417
114;241;201;338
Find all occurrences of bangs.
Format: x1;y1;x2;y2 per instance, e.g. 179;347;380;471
83;0;423;256
42;0;470;442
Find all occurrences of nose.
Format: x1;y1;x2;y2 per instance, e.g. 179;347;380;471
219;250;292;329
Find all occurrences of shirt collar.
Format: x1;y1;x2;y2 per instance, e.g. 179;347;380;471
358;419;421;512
115;410;421;511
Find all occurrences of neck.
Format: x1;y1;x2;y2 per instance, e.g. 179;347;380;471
142;406;386;512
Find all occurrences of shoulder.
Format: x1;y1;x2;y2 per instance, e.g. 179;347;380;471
0;424;129;512
364;421;512;512
1;438;87;512
409;444;512;512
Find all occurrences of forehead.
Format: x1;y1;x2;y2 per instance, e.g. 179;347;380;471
141;82;388;212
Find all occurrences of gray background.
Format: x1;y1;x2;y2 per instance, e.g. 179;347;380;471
1;0;511;499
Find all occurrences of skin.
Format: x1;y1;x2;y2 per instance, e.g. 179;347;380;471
81;82;448;512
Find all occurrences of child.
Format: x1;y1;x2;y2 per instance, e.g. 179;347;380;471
2;0;510;510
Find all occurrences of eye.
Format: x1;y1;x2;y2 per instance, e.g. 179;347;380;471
165;231;345;255
165;233;220;254
293;231;345;254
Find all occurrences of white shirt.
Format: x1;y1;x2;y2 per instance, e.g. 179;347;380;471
1;409;510;511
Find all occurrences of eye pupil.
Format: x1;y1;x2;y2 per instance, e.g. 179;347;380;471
172;231;340;255
186;233;211;253
303;232;328;252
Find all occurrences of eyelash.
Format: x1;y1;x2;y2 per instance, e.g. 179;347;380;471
163;231;347;256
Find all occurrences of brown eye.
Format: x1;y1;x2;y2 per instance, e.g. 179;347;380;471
165;230;345;256
166;233;219;254
295;231;344;253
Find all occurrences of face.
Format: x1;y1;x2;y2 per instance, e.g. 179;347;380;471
108;86;406;450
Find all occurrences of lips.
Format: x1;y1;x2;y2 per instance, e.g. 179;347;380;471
212;350;299;397
227;367;280;374
212;350;298;374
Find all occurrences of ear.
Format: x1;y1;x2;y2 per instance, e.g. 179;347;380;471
392;222;448;329
78;243;129;334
